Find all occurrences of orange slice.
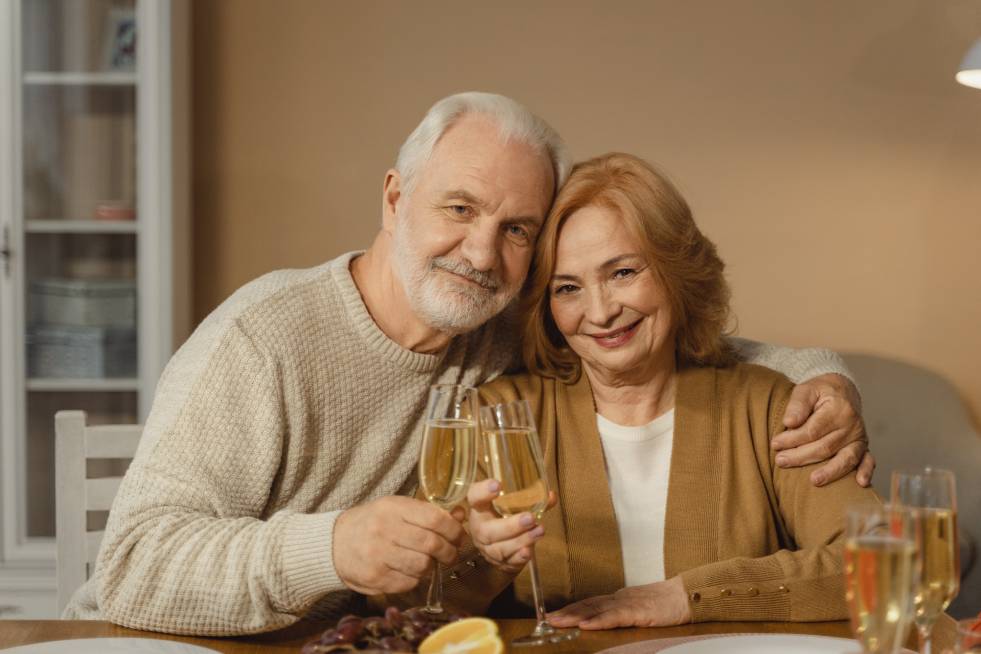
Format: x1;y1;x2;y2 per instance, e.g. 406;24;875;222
418;617;502;654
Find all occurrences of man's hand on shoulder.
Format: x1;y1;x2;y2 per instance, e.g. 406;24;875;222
771;373;876;487
333;496;465;595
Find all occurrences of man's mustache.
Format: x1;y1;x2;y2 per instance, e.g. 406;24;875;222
430;257;500;292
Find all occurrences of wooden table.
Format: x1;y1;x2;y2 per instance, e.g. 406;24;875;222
0;616;961;653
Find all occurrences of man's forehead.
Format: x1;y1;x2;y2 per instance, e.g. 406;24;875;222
423;118;553;212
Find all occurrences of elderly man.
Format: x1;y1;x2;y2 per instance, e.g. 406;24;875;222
65;93;869;635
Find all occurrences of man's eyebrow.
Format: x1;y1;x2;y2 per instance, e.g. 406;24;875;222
441;189;486;207
506;216;543;229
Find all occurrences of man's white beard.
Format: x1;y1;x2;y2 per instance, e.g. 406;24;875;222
392;214;520;335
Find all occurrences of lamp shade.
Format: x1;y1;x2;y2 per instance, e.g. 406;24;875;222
957;37;981;89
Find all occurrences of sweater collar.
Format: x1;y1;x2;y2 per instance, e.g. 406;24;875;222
329;251;448;374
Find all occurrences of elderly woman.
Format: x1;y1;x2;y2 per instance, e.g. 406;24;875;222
454;152;879;629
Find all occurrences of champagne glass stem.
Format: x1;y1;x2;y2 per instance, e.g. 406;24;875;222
527;547;556;638
918;624;932;654
424;563;443;614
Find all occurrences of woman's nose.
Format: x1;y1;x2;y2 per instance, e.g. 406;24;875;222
585;286;620;326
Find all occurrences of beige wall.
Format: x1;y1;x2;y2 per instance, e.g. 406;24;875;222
191;0;981;423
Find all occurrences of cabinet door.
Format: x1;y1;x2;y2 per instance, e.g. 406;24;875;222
18;0;140;543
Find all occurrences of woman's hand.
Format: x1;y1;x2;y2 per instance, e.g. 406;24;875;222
547;576;691;630
466;479;553;574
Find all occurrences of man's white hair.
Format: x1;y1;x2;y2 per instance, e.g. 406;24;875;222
394;92;571;198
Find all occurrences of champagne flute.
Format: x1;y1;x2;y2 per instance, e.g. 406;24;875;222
417;384;480;615
891;467;960;654
479;399;578;647
844;503;918;654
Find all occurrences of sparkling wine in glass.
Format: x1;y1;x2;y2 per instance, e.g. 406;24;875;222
844;503;917;654
417;384;479;614
891;467;960;654
480;399;578;647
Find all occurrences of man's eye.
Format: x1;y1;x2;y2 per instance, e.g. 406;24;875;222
505;224;529;241
449;205;471;216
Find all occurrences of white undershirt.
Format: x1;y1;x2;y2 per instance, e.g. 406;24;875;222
596;409;675;587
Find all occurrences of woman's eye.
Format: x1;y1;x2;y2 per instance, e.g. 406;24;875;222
552;284;578;296
612;268;636;280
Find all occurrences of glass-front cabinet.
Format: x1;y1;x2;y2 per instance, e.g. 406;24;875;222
0;0;189;617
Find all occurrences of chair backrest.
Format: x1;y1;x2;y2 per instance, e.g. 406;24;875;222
55;410;142;615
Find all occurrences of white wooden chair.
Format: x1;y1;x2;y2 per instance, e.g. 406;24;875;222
55;410;142;615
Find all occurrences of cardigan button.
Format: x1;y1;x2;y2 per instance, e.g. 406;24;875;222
690;592;701;602
778;585;790;593
449;571;459;580
467;559;478;568
719;589;732;597
746;587;759;597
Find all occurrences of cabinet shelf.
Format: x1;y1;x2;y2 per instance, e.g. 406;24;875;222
3;0;189;618
23;72;138;86
26;378;141;392
26;220;139;234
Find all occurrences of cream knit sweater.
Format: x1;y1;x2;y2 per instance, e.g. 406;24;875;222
63;251;852;635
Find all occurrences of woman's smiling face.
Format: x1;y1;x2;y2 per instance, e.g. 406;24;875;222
548;204;676;380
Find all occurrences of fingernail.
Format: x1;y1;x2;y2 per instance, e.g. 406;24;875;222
519;514;535;527
530;526;545;539
775;455;788;466
486;480;500;493
813;474;826;485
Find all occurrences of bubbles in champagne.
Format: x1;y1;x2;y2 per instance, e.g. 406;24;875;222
482;427;548;518
419;419;477;510
844;536;916;654
911;508;960;629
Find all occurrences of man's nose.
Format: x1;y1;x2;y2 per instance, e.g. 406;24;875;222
459;222;499;273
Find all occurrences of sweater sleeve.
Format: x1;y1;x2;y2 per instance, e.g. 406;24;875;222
96;320;346;636
679;380;880;622
728;336;856;386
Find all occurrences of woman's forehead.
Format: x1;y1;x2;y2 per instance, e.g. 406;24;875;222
555;206;642;270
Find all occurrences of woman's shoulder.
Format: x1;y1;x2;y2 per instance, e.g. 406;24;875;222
715;361;794;393
682;363;794;421
478;370;553;405
714;362;794;435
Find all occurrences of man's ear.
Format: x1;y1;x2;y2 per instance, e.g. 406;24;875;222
382;169;402;233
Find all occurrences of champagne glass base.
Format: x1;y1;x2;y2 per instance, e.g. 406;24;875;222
512;627;580;647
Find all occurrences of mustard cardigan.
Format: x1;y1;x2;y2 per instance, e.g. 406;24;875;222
435;362;879;622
